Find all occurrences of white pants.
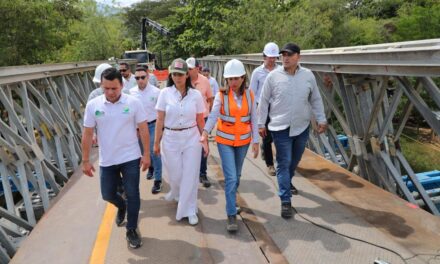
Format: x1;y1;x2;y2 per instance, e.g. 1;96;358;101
161;127;202;220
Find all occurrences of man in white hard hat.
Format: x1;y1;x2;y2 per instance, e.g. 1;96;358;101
88;63;112;101
186;57;214;188
258;43;327;219
250;42;281;177
88;63;131;101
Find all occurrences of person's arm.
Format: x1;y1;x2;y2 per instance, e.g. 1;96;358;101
249;69;259;102
258;74;272;137
249;90;259;159
197;112;209;157
206;80;214;111
154;111;165;156
138;121;150;171
81;127;95;177
309;76;328;133
203;93;221;134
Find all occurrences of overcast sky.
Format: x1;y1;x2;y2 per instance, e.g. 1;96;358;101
96;0;143;7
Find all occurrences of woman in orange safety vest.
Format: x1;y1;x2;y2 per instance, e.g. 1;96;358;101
201;59;259;233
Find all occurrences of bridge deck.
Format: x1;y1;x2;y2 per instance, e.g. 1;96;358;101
10;140;440;264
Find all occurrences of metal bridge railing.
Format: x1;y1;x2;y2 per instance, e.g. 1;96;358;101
199;38;440;217
0;60;136;261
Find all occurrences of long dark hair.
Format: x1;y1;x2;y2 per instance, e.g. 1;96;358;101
224;75;247;96
167;74;193;98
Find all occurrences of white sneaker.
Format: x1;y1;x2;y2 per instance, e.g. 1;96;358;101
188;215;198;225
165;192;179;202
164;192;174;201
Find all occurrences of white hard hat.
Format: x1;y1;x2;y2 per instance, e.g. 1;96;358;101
263;42;279;57
93;63;112;83
223;59;246;78
186;57;196;69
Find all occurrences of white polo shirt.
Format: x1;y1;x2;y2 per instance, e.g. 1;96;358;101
122;74;137;92
156;86;205;129
83;93;147;166
129;84;160;122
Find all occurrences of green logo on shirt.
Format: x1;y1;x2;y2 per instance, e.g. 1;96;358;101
95;110;105;117
123;106;130;114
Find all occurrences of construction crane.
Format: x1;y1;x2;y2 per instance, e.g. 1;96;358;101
122;17;170;69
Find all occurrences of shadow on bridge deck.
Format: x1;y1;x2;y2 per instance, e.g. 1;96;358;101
10;141;440;264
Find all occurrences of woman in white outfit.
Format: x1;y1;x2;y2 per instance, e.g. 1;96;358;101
154;58;208;225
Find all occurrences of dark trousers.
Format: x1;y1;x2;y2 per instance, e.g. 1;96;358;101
200;117;208;176
271;127;309;203
100;158;140;230
261;115;274;167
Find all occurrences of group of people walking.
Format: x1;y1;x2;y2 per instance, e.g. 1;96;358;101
81;41;327;249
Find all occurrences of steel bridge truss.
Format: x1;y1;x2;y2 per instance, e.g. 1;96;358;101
0;61;121;261
200;39;440;217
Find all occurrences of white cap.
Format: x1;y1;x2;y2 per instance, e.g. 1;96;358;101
93;63;112;83
186;57;196;69
263;42;279;57
223;59;246;78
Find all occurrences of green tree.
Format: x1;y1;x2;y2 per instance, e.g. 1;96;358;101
393;2;440;41
0;0;81;66
59;0;126;62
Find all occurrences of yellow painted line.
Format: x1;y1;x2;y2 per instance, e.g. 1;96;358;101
89;204;117;264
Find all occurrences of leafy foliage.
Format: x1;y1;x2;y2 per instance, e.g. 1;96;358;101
0;0;81;66
1;0;439;66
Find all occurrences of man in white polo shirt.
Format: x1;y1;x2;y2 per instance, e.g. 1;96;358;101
130;66;162;195
120;62;137;92
81;68;150;249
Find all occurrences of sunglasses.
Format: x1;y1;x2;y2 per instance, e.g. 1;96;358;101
227;77;243;81
171;72;185;77
119;69;128;72
135;76;147;80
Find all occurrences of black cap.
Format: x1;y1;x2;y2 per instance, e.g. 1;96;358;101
279;43;301;54
202;67;210;72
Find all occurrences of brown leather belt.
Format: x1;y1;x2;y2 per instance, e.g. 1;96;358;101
165;125;196;131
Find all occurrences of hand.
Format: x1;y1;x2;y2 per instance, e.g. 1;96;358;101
317;123;328;134
200;131;208;144
92;134;98;145
82;161;95;177
200;132;209;157
153;142;160;156
259;127;267;138
252;143;259;159
140;155;150;171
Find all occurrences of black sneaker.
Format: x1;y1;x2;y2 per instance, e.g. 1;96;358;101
115;204;126;226
226;215;238;232
126;229;142;249
290;183;298;195
146;167;154;180
281;203;293;219
200;175;211;188
151;180;162;194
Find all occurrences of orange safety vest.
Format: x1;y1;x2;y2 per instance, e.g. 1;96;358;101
216;88;254;147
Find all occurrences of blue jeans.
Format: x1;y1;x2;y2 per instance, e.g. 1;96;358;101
271;127;309;203
139;122;162;181
100;158;140;230
217;143;250;216
200;118;208;176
